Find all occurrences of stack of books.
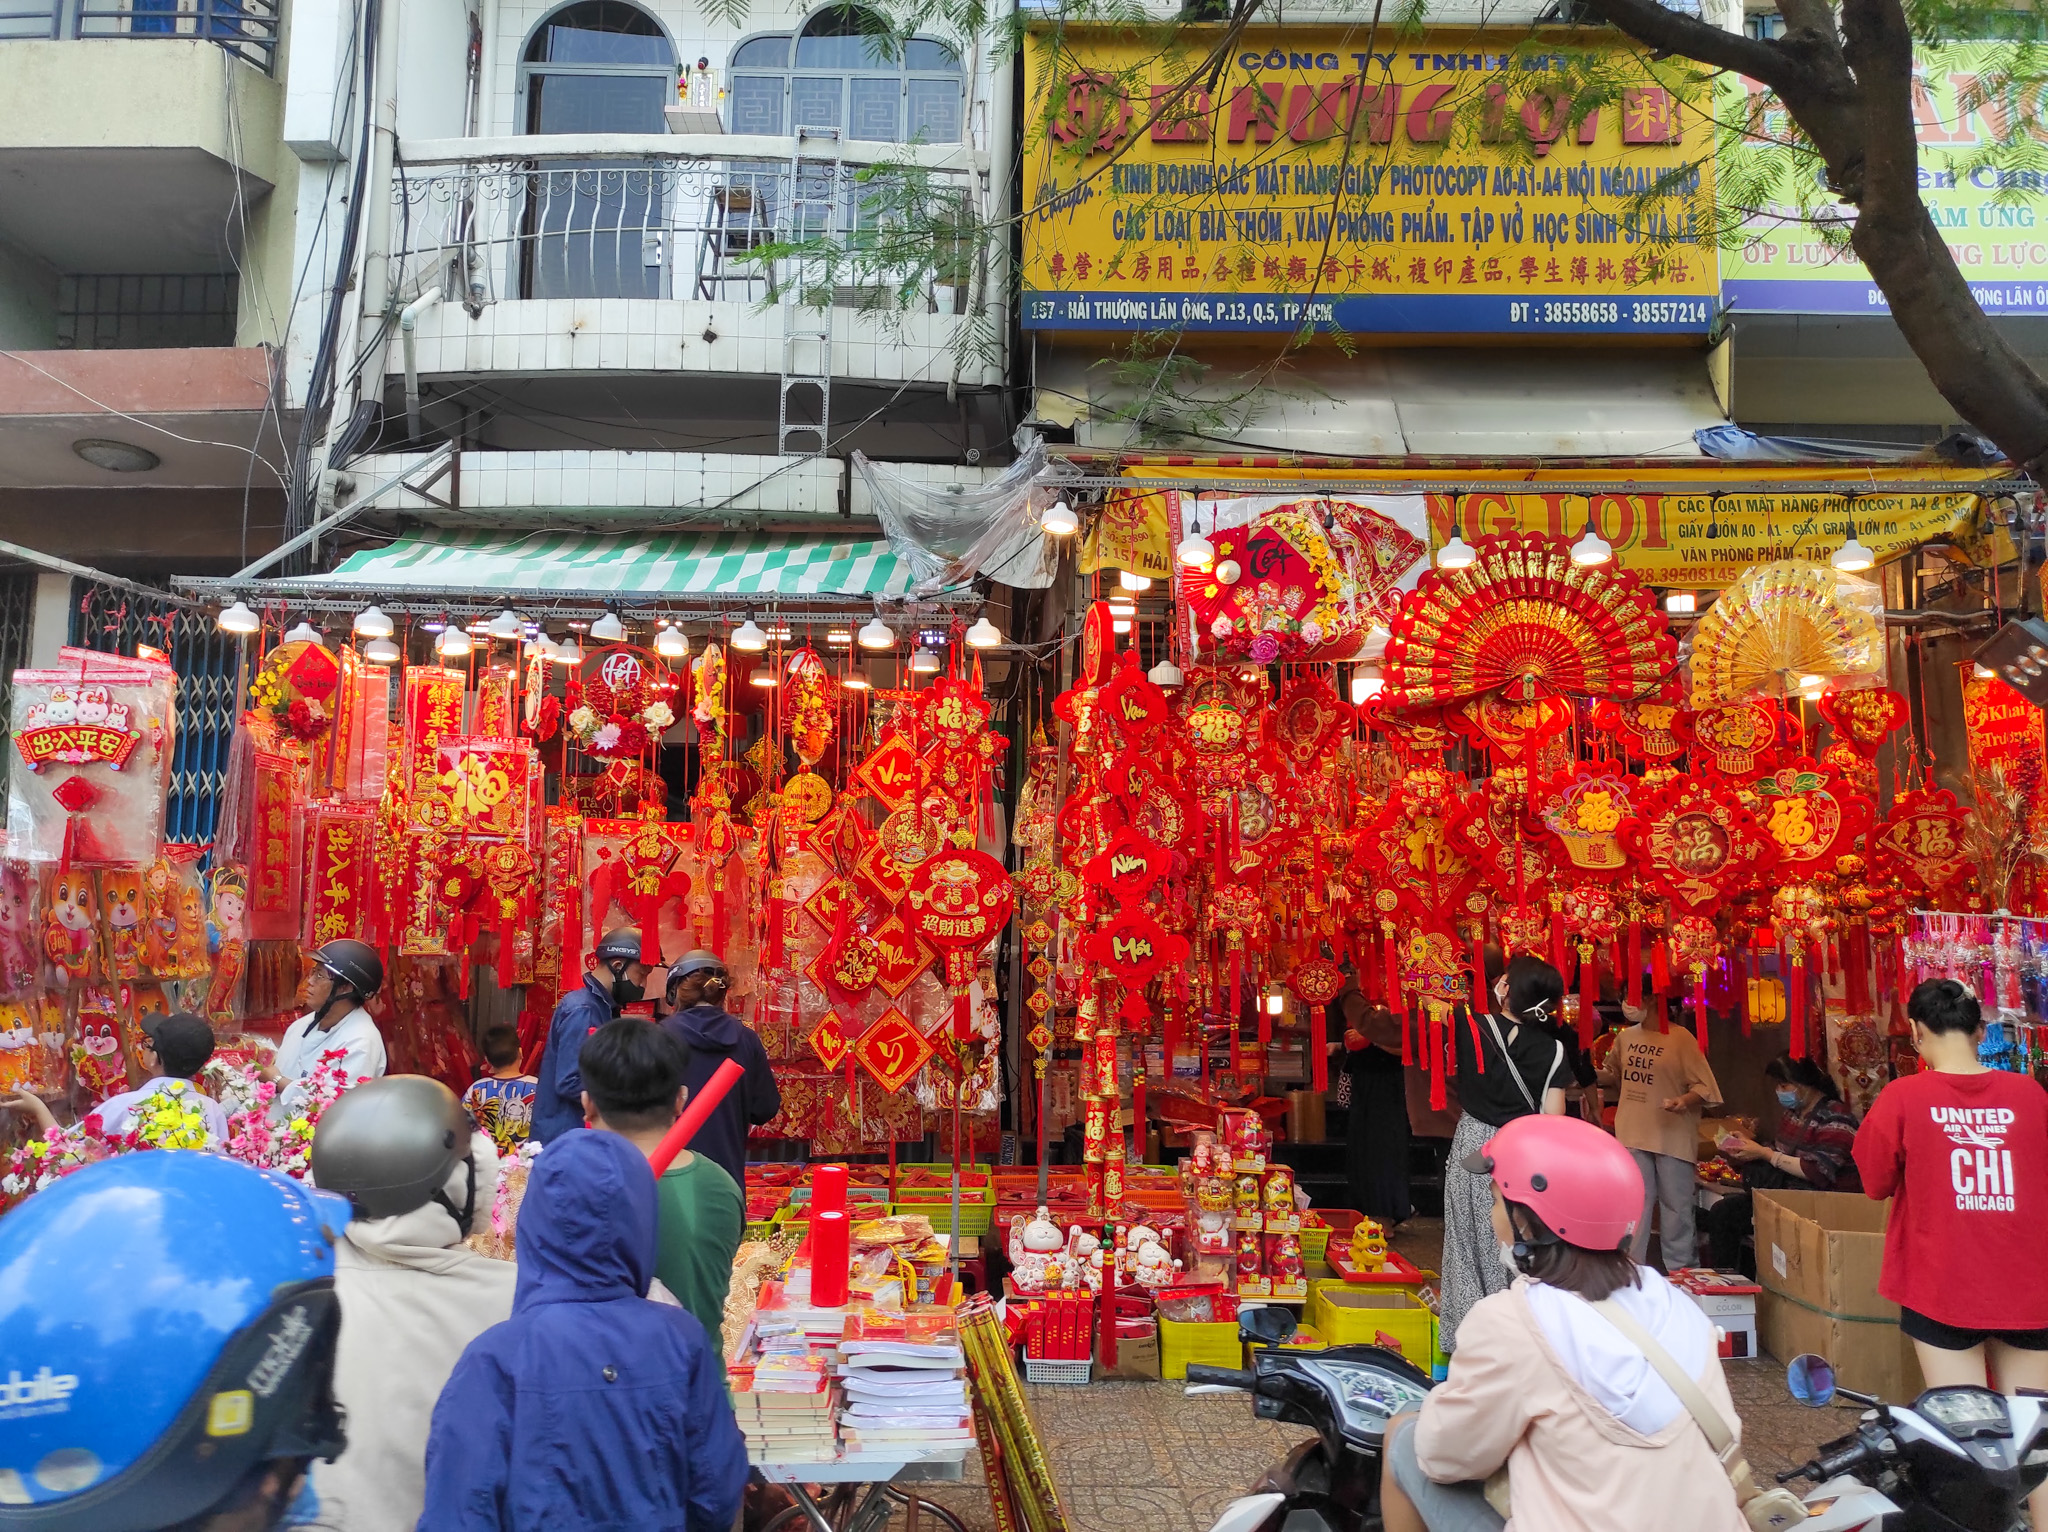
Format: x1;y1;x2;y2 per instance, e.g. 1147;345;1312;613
729;1353;839;1464
836;1310;974;1464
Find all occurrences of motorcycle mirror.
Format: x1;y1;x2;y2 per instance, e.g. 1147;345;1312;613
1240;1304;1299;1347
1787;1353;1837;1408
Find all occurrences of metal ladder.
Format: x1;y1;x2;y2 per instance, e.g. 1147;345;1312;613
777;128;839;457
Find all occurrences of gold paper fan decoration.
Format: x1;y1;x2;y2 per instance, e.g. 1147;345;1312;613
1689;559;1884;706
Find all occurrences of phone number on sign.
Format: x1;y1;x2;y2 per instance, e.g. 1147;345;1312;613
1509;299;1712;326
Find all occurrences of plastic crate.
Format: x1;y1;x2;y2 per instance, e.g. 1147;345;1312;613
741;1220;778;1242
1305;1282;1435;1369
1299;1209;1365;1265
897;1200;994;1239
1022;1357;1094;1386
1160;1318;1246;1380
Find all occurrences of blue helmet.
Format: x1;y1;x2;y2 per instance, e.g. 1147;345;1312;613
0;1152;352;1530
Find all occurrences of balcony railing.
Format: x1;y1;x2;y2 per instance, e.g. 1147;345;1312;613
0;0;278;71
393;138;985;316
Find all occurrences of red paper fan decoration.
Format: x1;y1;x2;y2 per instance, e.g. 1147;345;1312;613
1448;692;1573;762
1384;532;1676;707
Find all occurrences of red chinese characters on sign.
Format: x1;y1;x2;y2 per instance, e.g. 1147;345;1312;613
251;752;296;921
12;723;142;773
1871;787;1972;895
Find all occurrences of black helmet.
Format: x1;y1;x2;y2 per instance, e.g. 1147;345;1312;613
310;1076;469;1222
670;948;726;979
593;927;647;965
313;938;384;1000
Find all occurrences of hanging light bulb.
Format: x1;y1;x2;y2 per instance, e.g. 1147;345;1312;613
1176;513;1215;568
1976;662;1999;679
535;635;560;661
590;611;626;642
909;647;942;674
364;636;401;665
1040;498;1078;536
1664;591;1697;615
283;620;321;646
654;625;688;659
1107;595;1137;618
1570;507;1612;567
489;609;522;640
1831;524;1876;573
352;605;393;638
749;662;778;688
1350;669;1384;705
436;626;473;658
554;637;583;666
842;666;872;691
217;601;259;635
1264;988;1285;1017
965;616;1002;648
1118;569;1151;592
826;628;853;646
858;617;894;650
1148;659;1184;688
1112;618;1133;635
1437;506;1476;570
731;617;768;652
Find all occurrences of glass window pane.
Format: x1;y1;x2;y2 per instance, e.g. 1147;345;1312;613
730;74;786;134
848;76;899;141
796;31;895;67
906;77;960;142
527;1;667;61
790;74;842;129
904;39;957;71
530;71;669;134
730;35;787;66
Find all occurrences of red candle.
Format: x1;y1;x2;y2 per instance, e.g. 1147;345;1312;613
811;1208;850;1307
812;1162;848;1217
647;1057;744;1176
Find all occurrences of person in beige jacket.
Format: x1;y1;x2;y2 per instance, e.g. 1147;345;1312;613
1383;1114;1747;1532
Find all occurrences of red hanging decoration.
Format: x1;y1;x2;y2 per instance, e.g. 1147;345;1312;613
1287;957;1344;1092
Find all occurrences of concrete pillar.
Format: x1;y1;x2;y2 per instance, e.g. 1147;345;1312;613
27;572;70;666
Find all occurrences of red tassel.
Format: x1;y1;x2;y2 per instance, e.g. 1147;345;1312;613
1651;938;1671;996
1384;932;1405;1032
1310;1003;1328;1090
1578;945;1599;1046
1257;967;1272;1047
1550;907;1569;975
763;893;785;971
1400;1009;1413;1067
1428;1011;1447;1111
1626;923;1644;1009
1692;973;1710;1052
1229;946;1243;1033
1163;996;1179;1071
1470;927;1488;1020
1844;925;1871;1014
711;874;727;951
1739;948;1753;1036
1466;1006;1485;1073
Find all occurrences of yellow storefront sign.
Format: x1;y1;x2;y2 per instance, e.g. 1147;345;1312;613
1021;28;1717;337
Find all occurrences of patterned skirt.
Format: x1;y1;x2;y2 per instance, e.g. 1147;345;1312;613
1439;1112;1508;1355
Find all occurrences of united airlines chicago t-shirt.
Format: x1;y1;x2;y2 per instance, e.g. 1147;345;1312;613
1854;1067;2048;1329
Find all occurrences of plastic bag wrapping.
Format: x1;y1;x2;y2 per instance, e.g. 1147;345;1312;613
6;649;175;865
856;434;1081;597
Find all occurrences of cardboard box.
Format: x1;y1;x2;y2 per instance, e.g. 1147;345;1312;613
1753;1190;1923;1402
1672;1270;1761;1362
1095;1327;1161;1380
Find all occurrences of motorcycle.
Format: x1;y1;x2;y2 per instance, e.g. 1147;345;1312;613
1188;1304;1433;1532
1778;1352;2048;1532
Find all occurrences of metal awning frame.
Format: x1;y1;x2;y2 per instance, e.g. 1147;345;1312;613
1052;474;2033;496
170;576;976;629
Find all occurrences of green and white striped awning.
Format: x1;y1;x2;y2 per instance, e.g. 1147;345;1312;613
310;528;912;601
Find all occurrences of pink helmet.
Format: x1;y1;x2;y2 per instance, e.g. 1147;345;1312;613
1462;1114;1640;1253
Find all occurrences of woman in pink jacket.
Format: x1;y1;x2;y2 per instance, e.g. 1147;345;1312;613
1382;1114;1749;1532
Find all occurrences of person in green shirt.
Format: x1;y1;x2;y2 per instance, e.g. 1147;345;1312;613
576;1017;745;1347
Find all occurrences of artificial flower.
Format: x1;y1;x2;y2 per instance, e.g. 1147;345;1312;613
643;701;675;730
568;706;597;734
592;723;622;751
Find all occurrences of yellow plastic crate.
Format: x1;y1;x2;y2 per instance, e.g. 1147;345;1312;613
1160;1318;1244;1380
1305;1281;1436;1369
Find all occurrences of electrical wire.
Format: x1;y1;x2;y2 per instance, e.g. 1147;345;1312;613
0;350;288;483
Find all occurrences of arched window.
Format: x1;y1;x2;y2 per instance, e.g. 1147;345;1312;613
728;8;962;143
523;1;676;134
518;1;676;299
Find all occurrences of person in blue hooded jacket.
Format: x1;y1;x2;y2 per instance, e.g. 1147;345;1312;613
530;926;652;1145
416;1129;746;1532
659;950;781;1190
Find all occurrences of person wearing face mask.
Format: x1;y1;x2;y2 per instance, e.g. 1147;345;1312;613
1595;986;1722;1272
1700;1053;1860;1274
531;926;653;1146
1439;953;1571;1354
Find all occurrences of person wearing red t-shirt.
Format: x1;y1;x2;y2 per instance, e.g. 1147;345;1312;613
1856;978;2048;1524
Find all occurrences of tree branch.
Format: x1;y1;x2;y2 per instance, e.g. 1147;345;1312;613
1571;0;1800;90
